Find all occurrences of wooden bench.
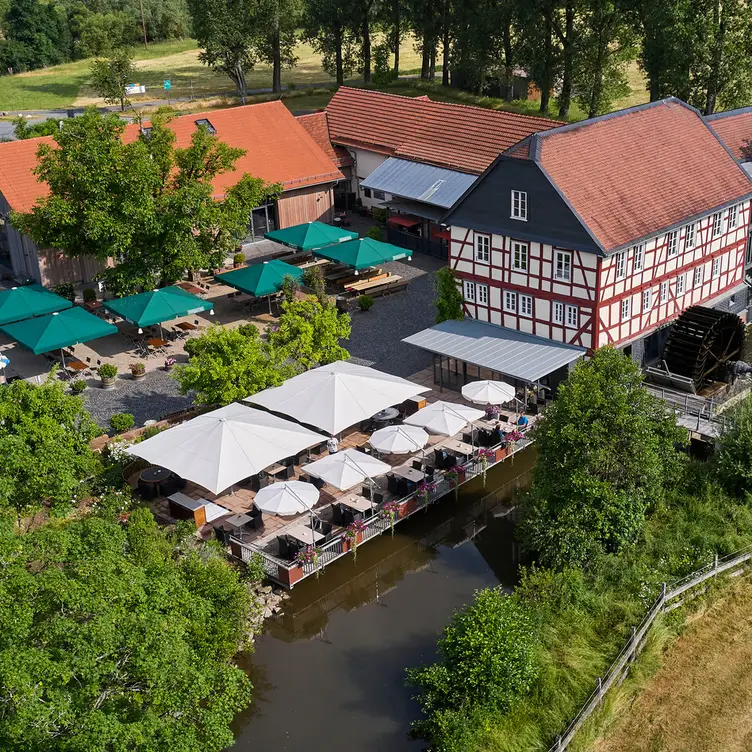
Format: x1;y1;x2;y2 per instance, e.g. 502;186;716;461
345;274;404;295
362;276;409;298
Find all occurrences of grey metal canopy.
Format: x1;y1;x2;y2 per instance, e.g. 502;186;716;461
361;158;477;208
403;319;586;383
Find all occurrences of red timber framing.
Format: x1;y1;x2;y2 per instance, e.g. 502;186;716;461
449;199;751;354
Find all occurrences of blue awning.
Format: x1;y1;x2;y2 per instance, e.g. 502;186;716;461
361;158;477;208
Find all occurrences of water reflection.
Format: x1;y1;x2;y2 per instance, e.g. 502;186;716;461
231;448;535;752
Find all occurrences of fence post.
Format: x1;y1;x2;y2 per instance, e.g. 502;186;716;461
714;552;719;570
596;677;603;705
555;735;563;751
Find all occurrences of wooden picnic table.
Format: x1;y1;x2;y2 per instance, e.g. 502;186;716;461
298;258;330;270
264;463;286;477
286;524;325;546
147;338;168;348
176;281;205;296
442;439;475;457
345;274;402;293
175;321;197;331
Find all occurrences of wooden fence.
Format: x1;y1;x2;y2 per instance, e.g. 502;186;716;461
549;543;752;751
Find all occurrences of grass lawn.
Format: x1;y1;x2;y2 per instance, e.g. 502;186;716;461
592;577;752;752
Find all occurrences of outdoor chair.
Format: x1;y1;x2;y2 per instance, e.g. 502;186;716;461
412;459;423;471
361;486;371;500
277;536;291;560
214;526;228;545
247;515;264;531
332;503;344;526
373;491;384;505
387;474;398;494
424;466;435;481
283;465;295;480
315;520;333;537
462;432;473;444
396;477;409;497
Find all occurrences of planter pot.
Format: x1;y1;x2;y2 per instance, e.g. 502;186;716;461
131;372;146;382
493;445;509;462
163;365;174;373
234;261;242;268
100;376;116;390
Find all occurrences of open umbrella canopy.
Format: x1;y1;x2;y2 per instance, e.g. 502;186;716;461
302;448;391;491
0;284;72;326
247;360;429;436
404;400;485;436
102;286;213;327
216;259;304;298
461;380;516;405
254;481;319;517
0;307;117;355
312;238;412;270
265;221;358;250
369;425;429;454
129;403;326;495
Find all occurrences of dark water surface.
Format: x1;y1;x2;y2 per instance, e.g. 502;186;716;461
231;449;536;752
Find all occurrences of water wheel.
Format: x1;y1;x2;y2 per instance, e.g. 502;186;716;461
662;306;744;390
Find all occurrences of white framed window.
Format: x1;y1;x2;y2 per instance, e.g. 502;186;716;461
553;301;564;324
565;304;578;328
477;284;488;305
660;280;668;303
512;241;528;272
621;297;631;321
633;244;644;272
693;266;703;287
676;274;685;296
667;230;679;257
712;257;721;278
684;223;696;249
519;294;533;317
728;204;739;230
712;212;723;237
475;234;490;263
464;280;475;302
554;250;571;281
642;288;652;311
511;190;528;221
615;251;627;280
503;290;517;312
372;189;386;201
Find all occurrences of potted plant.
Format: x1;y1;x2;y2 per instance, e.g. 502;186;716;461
415;480;437;508
380;500;401;536
296;545;323;579
504;430;524;459
344;519;367;562
444;465;465;499
357;294;374;312
233;252;245;268
477;448;495;486
164;357;176;372
485;404;500;420
69;378;87;394
82;287;98;310
130;362;146;381
98;363;117;389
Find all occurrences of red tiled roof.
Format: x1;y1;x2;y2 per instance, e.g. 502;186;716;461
325;86;560;174
706;107;752;161
534;99;752;252
296;112;353;168
0;101;343;213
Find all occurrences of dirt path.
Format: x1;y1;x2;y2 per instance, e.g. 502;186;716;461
594;578;752;752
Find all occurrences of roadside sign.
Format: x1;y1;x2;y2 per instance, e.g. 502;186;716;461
163;80;171;91
125;83;146;95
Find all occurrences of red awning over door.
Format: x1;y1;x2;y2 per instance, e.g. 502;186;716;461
432;228;451;240
387;215;420;228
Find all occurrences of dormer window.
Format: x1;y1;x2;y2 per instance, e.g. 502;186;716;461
511;190;527;221
140;126;152;138
195;118;217;134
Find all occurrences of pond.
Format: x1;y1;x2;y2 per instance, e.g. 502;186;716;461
231;448;536;752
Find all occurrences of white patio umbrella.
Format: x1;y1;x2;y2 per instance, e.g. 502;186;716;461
461;379;516;405
253;480;319;516
369;425;429;454
404;400;485;436
246;360;429;435
128;403;326;495
302;448;391;491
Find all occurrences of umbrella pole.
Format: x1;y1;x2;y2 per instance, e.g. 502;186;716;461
268;295;272;315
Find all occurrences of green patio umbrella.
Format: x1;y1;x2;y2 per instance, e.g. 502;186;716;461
312;237;412;270
102;286;214;335
0;284;72;326
216;259;304;313
265;221;358;251
0;307;117;357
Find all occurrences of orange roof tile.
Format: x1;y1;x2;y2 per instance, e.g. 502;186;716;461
0;101;343;213
706;107;752;161
325;87;560;175
534;99;752;252
296;112;353;168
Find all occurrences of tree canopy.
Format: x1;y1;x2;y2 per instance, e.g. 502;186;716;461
434;267;465;324
715;393;752;497
0;506;254;752
0;377;101;527
519;347;687;568
89;49;137;111
12;108;281;296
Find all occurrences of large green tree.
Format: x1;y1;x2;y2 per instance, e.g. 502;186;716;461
89;49;137;111
0;0;70;72
304;0;358;83
0;506;255;751
0;377;101;528
174;323;291;405
519;347;687;568
12;108;280;295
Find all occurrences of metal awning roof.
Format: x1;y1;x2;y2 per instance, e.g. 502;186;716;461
361;157;476;208
403;319;586;383
383;199;445;222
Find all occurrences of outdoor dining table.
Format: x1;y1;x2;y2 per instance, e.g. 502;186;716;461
339;494;372;513
175;321;197;331
265;462;287;478
176;282;205;296
139;466;173;495
147;337;168;348
372;406;400;423
442;439;475;458
286;524;325;546
392;465;425;483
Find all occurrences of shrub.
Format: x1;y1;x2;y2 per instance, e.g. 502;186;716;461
371;207;387;224
357;294;374;311
52;282;76;302
281;274;299;303
373;42;398;86
434;267;465;323
366;225;383;241
82;287;97;303
130;362;146;376
69;379;87;394
233;252;245;265
716;393;752;497
110;412;135;434
141;425;164;440
98;363;117;379
301;265;327;303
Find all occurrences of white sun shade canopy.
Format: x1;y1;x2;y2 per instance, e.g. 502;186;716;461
246;360;429;435
302;448;392;491
404;400;485;436
461;379;516;405
128;403;326;495
369;424;429;454
253;481;319;517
